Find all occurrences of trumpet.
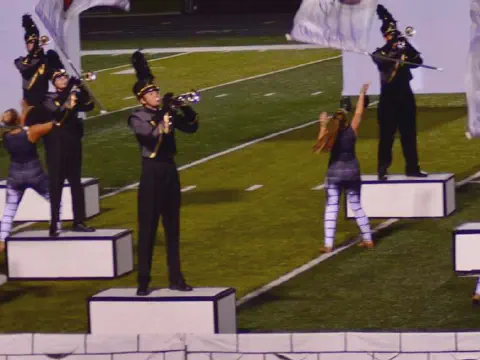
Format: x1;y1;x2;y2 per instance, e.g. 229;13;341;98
404;26;416;37
80;72;97;82
39;35;50;46
174;90;201;105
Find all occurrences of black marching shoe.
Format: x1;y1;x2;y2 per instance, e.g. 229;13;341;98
136;285;151;296
72;222;95;232
49;228;59;237
169;281;193;292
378;171;388;181
406;170;428;178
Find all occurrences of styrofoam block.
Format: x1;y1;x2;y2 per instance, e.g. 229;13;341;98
7;356;111;360
33;334;85;354
0;334;33;355
139;334;185;352
188;353;211;360
211;353;242;360
400;333;456;352
238;355;264;360
266;353;317;360
456;332;480;351
292;333;345;352
86;334;137;353
166;350;186;360
238;334;291;353
346;332;400;352
372;354;428;360
320;353;372;360
113;354;165;360
187;334;237;352
429;353;480;360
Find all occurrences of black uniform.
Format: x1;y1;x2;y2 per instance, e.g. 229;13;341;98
14;50;49;112
128;104;198;290
42;85;95;234
372;41;423;177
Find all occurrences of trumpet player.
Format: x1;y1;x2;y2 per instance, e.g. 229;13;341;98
14;15;54;122
373;5;426;181
42;53;95;237
0;106;61;253
128;50;199;296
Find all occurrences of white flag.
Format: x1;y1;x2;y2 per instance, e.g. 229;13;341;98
35;0;130;53
466;0;480;138
288;0;378;52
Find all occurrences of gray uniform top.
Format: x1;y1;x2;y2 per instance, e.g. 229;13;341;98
326;126;361;189
128;105;198;160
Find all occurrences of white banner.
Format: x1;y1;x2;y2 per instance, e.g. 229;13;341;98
35;0;130;54
467;0;480;137
288;0;378;52
342;0;470;96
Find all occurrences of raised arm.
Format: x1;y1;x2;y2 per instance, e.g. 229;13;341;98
173;105;199;134
27;122;55;143
350;83;370;136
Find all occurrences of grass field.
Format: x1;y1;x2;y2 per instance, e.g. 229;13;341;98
0;46;478;333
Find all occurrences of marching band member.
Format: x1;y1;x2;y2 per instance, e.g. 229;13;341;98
0;106;60;253
373;5;427;181
128;50;198;296
14;15;52;124
473;279;480;305
42;53;95;237
313;83;373;253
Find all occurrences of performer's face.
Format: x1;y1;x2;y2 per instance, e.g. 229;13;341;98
2;110;18;125
54;75;69;91
141;90;161;108
26;41;35;52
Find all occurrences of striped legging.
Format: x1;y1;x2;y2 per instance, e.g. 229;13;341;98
324;184;372;248
0;182;61;241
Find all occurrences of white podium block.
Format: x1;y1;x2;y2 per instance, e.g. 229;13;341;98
0;177;100;222
6;229;133;280
453;223;480;276
346;174;455;219
88;287;237;334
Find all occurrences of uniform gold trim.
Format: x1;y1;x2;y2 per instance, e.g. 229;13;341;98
137;84;158;97
26;63;46;91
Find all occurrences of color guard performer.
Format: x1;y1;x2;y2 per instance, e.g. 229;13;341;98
42;53;95;236
313;83;373;253
373;5;427;181
128;50;199;296
0;105;61;253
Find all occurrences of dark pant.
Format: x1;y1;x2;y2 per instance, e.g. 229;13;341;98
46;134;86;232
137;157;184;287
377;91;420;174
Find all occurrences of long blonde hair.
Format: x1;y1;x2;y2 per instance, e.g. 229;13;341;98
314;109;349;153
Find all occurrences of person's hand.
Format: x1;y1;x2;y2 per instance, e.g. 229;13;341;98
360;82;370;94
319;111;329;125
66;93;78;110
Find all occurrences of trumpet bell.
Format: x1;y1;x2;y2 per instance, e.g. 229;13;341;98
405;26;416;37
39;35;50;46
82;72;97;82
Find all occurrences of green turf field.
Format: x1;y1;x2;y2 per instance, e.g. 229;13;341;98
0;47;477;333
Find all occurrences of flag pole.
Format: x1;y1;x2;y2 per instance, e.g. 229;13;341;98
285;34;444;71
56;44;109;115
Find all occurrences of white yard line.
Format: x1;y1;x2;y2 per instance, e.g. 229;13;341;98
86;55;342;120
312;184;325;191
368;100;379;108
215;94;229;98
93;53;189;74
99;119;319;200
181;185;197;193
264;93;276;97
246;185;264;192
236;171;480;306
82;44;326;56
311;91;323;96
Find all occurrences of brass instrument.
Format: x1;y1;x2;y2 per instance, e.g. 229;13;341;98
404;26;416;37
39;35;50;46
397;26;416;49
80;72;97;82
173;90;200;105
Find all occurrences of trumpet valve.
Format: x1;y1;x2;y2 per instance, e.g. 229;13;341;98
39;35;50;46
